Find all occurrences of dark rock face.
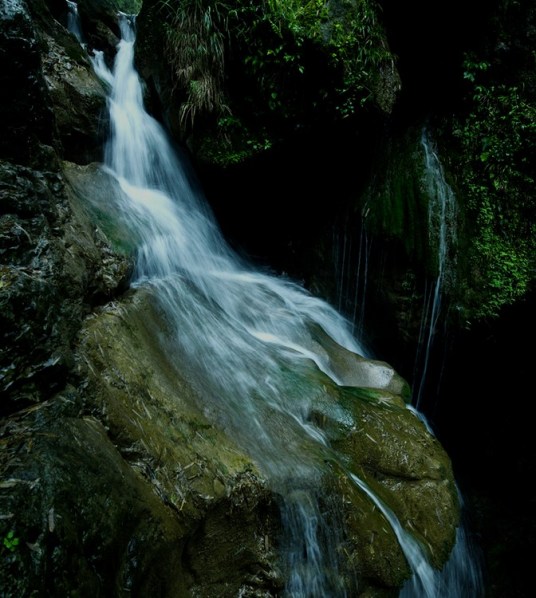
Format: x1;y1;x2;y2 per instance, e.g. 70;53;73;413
0;160;92;413
0;0;131;413
0;158;132;413
0;413;187;597
1;0;110;165
40;35;108;163
0;0;56;167
0;400;281;597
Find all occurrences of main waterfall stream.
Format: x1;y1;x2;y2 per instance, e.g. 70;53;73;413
78;9;482;597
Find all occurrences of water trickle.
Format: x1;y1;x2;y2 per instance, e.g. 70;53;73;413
349;473;439;597
66;1;84;44
414;128;458;410
332;214;371;342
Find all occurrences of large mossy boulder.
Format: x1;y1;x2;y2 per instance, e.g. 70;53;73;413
0;155;461;596
1;269;459;595
0;290;282;596
301;346;459;591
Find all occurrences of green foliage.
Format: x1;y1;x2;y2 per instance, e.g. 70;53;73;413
231;0;392;118
157;0;230;130
199;114;273;165
456;56;536;318
327;0;393;116
2;530;20;552
227;0;327;120
151;1;395;165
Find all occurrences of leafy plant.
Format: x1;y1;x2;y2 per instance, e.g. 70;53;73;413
200;114;273;165
3;530;20;552
231;0;393;118
456;55;536;318
150;1;396;165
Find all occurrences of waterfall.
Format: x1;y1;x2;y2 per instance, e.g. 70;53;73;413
414;128;457;410
83;10;481;596
352;217;371;340
435;509;484;597
66;0;84;44
350;468;480;598
91;14;364;596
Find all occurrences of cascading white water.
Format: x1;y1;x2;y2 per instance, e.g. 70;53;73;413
91;14;372;474
85;11;480;596
92;14;364;595
414;128;457;410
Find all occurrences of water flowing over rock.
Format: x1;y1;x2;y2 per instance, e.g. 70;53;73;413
0;3;475;596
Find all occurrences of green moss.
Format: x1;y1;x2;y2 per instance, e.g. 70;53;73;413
63;162;138;255
453;40;536;319
340;385;408;408
364;131;430;266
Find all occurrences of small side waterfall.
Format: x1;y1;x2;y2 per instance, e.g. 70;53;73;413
414;128;457;409
66;0;84;44
350;473;438;597
72;6;483;595
332;214;371;341
350;472;482;598
436;509;484;596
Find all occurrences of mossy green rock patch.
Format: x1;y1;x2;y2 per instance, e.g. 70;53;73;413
74;288;284;594
292;334;459;579
342;399;458;568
